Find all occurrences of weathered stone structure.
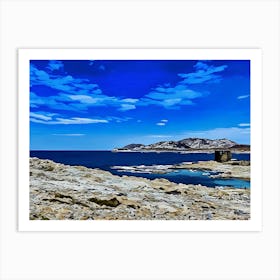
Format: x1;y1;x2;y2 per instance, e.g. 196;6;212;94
215;150;231;162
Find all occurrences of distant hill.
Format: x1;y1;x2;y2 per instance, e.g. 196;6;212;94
114;138;250;152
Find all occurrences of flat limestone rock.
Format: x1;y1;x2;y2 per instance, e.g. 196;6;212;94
29;158;250;220
178;160;250;180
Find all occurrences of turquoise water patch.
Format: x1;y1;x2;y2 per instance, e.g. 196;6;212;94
162;169;250;189
30;151;250;189
169;169;218;177
212;178;250;189
108;168;250;189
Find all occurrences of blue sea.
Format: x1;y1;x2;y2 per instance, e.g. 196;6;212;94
30;151;250;189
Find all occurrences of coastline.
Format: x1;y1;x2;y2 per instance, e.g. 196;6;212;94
174;160;250;181
112;149;250;154
30;157;250;220
111;160;250;181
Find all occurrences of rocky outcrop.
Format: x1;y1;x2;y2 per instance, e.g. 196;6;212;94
111;160;250;181
122;143;145;150
178;160;250;180
215;150;232;162
30;158;250;220
114;138;250;152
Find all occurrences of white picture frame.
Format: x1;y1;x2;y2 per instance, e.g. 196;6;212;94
1;1;279;280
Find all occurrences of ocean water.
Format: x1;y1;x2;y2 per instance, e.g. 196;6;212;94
30;151;250;189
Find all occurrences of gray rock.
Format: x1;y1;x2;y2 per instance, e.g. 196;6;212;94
29;158;250;220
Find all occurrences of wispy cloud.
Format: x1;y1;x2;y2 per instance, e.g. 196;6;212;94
237;94;250;100
144;126;250;144
52;134;85;136
238;123;250;127
119;104;136;111
31;117;108;125
107;116;132;123
30;60;229;114
30;111;132;125
139;61;226;109
182;126;250;144
156;122;166;126
30;63;139;112
47;60;64;71
30;112;54;121
30;92;86;111
30;111;109;125
30;63;100;94
68;94;97;103
122;98;138;103
178;61;228;85
54;118;108;125
140;85;200;109
155;119;168;126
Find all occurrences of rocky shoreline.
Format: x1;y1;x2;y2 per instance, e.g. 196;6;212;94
111;160;250;181
174;160;250;180
30;158;250;220
112;149;250;154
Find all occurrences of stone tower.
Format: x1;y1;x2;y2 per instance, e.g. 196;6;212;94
214;150;231;162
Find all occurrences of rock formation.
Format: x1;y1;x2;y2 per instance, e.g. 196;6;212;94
114;138;250;152
29;158;250;220
215;150;232;162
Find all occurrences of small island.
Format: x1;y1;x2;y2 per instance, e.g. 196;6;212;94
113;138;250;153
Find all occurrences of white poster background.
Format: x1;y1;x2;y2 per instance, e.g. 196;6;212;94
1;0;279;279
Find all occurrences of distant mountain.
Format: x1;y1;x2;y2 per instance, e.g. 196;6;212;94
122;144;145;150
114;138;250;152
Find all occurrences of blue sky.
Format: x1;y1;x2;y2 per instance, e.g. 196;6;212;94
30;59;250;150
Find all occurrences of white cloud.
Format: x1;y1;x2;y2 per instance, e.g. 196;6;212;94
238;123;250;127
30;116;108;125
193;61;209;70
30;64;142;112
142;85;201;109
161;119;168;123
237;94;250;99
178;62;228;85
30;61;229;113
156;122;166;126
30;64;99;94
52;134;85;136
107;116;132;123
118;104;136;111
122;98;139;103
182;127;250;144
140;61;226;110
30;112;53;121
47;60;64;71
55;117;108;124
68;95;97;103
